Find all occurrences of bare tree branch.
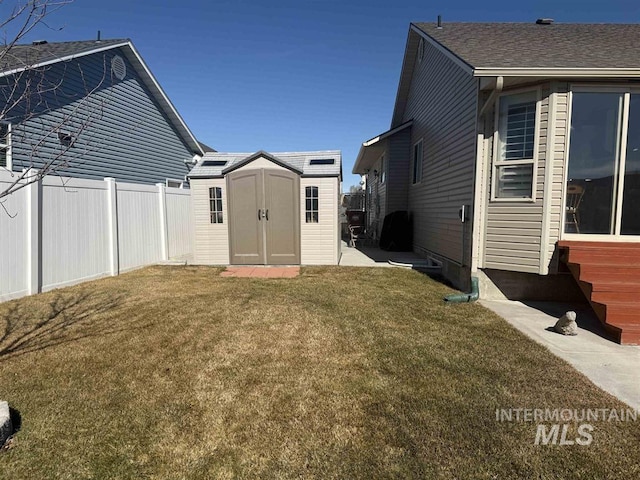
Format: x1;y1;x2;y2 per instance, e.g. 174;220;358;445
0;1;129;202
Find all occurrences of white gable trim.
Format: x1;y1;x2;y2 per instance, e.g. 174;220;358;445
123;42;204;155
0;41;131;77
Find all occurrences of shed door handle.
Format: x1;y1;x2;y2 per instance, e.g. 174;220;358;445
258;209;262;221
265;209;269;221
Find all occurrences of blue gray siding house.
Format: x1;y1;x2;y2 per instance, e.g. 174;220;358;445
0;39;204;185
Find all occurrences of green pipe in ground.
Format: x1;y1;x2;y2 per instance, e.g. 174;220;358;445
444;276;479;303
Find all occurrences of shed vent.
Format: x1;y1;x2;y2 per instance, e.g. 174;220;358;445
111;55;126;80
535;18;554;25
309;158;335;165
202;160;228;167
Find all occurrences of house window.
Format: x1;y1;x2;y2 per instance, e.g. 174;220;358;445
0;123;11;169
412;140;423;184
209;187;223;223
305;186;319;223
494;91;538;199
380;155;386;184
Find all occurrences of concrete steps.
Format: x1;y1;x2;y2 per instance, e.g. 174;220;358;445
559;241;640;345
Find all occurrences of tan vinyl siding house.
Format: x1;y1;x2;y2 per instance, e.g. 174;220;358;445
189;151;341;266
355;20;640;297
400;32;478;281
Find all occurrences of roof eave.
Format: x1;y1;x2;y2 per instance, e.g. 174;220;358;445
222;150;304;175
0;40;131;78
391;24;474;127
353;120;413;174
187;173;224;179
473;67;640;77
122;42;204;155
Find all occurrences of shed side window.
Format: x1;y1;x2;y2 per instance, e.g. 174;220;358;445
305;186;319;223
209;187;223;223
0;123;11;168
494;91;538;199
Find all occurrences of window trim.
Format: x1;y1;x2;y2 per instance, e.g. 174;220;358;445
411;138;423;185
379;153;386;184
0;122;12;170
209;186;223;224
490;87;541;202
305;185;319;223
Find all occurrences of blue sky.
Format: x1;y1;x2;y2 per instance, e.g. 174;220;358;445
6;0;640;189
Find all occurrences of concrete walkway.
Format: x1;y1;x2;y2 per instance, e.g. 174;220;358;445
339;241;427;267
482;299;640;410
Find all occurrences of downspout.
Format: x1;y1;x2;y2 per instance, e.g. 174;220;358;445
444;276;479;303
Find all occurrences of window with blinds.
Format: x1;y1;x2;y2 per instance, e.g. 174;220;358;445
494;91;538;199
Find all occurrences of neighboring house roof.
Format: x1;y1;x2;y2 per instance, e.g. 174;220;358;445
0;39;204;156
413;22;640;71
188;150;342;178
198;141;217;153
353;120;412;174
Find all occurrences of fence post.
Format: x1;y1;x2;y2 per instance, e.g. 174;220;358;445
26;169;41;295
105;177;119;276
157;183;169;261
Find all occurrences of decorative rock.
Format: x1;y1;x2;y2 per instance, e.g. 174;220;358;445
554;311;578;336
0;401;12;447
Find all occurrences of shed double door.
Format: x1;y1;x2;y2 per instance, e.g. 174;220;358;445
227;168;301;265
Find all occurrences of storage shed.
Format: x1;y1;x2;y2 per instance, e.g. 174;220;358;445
188;150;342;265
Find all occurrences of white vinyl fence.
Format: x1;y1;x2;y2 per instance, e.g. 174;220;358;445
0;170;192;302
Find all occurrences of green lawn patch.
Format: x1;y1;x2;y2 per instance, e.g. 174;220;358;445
0;265;638;479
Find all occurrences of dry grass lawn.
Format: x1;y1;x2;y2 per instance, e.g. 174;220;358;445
0;265;639;479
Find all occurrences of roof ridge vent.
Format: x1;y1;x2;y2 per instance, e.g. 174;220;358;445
535;18;554;25
31;40;47;45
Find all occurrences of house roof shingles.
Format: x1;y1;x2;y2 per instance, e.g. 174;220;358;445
413;22;640;69
0;39;129;72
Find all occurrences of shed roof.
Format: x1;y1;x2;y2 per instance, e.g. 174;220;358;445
413;22;640;70
0;39;204;156
188;151;342;178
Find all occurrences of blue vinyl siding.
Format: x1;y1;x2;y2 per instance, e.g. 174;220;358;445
6;47;193;184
